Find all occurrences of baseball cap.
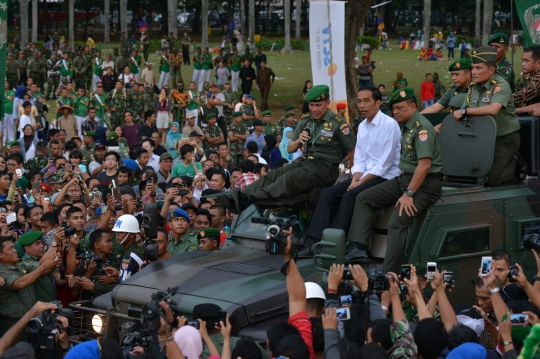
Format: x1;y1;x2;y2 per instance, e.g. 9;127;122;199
253;119;264;127
160;153;173;161
94;144;106;151
189;131;200;137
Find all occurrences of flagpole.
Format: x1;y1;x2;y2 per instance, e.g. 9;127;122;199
511;0;514;68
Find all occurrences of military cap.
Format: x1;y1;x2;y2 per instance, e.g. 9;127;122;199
449;58;472;72
94;144;107;151
8;141;19;147
284;105;295;111
253;119;264;127
18;231;43;246
488;32;509;45
181;203;197;212
285;112;295;118
305;85;330;102
448;93;467;109
96;205;108;216
22;101;32;108
388;87;415;107
108;132;118;140
232;111;243;117
412;263;427;277
48;174;65;184
245;94;255;100
471;47;497;64
160;153;173;161
197;228;221;241
262;110;271;116
336;103;347;109
206;113;217;120
168;208;190;222
84;131;95;137
14;241;24;259
39;183;50;192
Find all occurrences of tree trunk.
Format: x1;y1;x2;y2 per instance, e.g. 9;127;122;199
104;0;110;43
120;0;127;35
295;0;300;40
284;0;290;51
32;0;38;42
482;0;492;45
240;0;246;36
423;0;431;47
168;0;177;38
345;0;373;118
475;0;481;46
21;0;28;45
69;0;74;50
83;0;90;39
202;0;208;48
248;0;255;49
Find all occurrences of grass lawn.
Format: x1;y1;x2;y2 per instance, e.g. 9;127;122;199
44;39;525;122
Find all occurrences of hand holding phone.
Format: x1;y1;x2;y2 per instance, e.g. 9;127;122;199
427;262;437;280
336;307;350;321
401;264;411;281
480;257;492;277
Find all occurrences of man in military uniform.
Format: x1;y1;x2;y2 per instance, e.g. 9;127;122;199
168;32;178;55
59;52;73;86
59;41;71;57
120;33;130;57
170;51;183;87
168;209;198;255
24;141;49;172
129;83;144;121
222;82;235;125
241;94;260;130
228;111;250;167
422;58;472;124
346;87;442;273
15;52;27;86
277;105;295;130
141;32;150;62
28;53;42;91
115;51;128;76
23;43;33;61
181;33;190;65
513;46;540;108
262;110;279;137
6;54;18;89
199;94;219;128
45;53;61;100
455;47;522;186
109;81;129;129
204;113;224;155
218;85;356;213
0;236;58;337
82;131;97;165
488;33;516;93
143;86;158;114
73;51;88;90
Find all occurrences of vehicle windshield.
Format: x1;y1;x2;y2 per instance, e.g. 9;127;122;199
231;204;310;240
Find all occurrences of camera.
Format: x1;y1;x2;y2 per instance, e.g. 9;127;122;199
61;220;77;237
27;300;74;352
508;265;519;282
522;229;540;252
178;189;188;196
81;251;102;266
367;264;392;291
187;321;200;329
251;215;298;255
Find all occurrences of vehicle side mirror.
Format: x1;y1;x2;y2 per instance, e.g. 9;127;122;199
314;229;346;272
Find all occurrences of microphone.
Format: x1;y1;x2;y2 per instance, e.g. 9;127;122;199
303;127;311;156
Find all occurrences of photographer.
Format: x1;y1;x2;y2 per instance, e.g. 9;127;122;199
73;229;119;300
0;235;59;337
109;214;145;282
167;209;197;255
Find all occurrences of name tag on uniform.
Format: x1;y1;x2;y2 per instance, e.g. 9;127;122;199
470;99;477;104
482;97;490;103
320;130;333;138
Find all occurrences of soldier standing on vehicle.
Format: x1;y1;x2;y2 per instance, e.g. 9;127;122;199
181;33;191;65
109;215;146;283
345;87;442;274
218;85;356;212
488;33;516;93
453;48;522;186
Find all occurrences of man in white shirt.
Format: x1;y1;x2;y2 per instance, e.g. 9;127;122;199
141;138;161;172
299;85;401;257
140;62;156;88
18;101;33;138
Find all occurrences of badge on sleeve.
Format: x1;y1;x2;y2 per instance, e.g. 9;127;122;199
493;86;500;94
418;130;428;142
340;124;350;135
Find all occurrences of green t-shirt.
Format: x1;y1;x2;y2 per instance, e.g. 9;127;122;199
172;161;202;177
3;90;15;115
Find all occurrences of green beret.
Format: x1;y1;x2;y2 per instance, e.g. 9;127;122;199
197;228;221;240
413;263;427;277
285;112;295;118
206;113;217;120
108;132;119;140
304;85;330;102
284;105;295;111
232;111;243;117
471;47;497;64
488;32;509;45
18;231;43;246
14;241;24;259
84;131;96;137
448;93;467;109
448;58;472;72
8;141;19;147
262;110;271;116
388;87;415;107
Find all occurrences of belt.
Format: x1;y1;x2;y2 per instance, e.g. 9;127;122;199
497;130;519;138
403;172;441;178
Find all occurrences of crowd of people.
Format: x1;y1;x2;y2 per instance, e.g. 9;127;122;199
0;24;540;359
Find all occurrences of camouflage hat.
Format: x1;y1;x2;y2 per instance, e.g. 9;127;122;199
284;105;295;111
448;93;467;109
18;231;43;246
197;228;221;241
206;113;217;120
48;174;65;184
488;32;509;45
232;111;243;117
449;58;472;72
388;87;415;107
304;85;330;102
471;47;497;64
262;110;271;116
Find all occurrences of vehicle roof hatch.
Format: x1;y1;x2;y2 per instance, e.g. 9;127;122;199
439;114;497;186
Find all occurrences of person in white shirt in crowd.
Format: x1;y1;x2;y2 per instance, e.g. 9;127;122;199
141;138;161;172
299;85;401;257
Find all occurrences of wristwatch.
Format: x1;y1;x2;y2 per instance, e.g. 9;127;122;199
489;287;500;295
460;108;467;116
406;189;414;197
503;341;513;346
534;275;540;282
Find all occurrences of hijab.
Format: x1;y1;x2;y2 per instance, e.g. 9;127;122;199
15;86;26;99
174;325;203;359
23;125;34;152
168;122;181;144
280;127;294;161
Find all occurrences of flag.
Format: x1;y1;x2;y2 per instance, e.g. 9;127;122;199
0;0;6;120
516;0;540;47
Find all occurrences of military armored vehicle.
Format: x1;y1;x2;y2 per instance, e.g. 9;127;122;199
69;113;540;346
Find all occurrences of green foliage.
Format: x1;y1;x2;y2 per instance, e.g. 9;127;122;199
34;41;44;48
357;36;378;49
290;39;309;51
255;37;309;51
519;34;525;46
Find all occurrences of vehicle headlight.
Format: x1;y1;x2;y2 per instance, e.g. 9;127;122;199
92;315;104;333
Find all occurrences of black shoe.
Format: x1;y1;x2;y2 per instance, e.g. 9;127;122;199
297;244;315;258
514;153;528;182
217;194;237;213
232;187;254;213
345;248;370;260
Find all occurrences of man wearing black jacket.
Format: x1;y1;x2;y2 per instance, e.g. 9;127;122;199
239;60;256;96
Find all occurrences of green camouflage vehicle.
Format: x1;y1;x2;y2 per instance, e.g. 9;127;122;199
69;113;540;345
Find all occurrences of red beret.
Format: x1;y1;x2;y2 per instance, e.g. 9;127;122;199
40;183;50;192
336;103;347;109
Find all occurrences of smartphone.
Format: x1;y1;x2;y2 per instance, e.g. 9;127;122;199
443;271;454;289
94;191;103;202
399;283;409;295
33;182;41;192
88;192;95;202
15;169;22;178
336;307;350;321
112;179;117;188
401;264;411;281
340;295;353;307
43;196;50;202
112;187;122;203
146;179;152;185
187;321;200;329
6;212;16;224
218;310;227;326
177;189;188;196
510;313;529;326
480;256;492;277
427;262;437;280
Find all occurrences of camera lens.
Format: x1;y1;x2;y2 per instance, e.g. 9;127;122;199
523;233;540;252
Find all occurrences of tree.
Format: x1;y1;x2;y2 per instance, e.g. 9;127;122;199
120;0;127;35
240;0;246;36
69;0;74;50
104;0;110;43
475;0;481;46
284;0;290;51
20;0;28;46
248;0;255;49
482;0;492;45
32;0;37;43
423;0;431;47
202;0;208;48
168;0;177;38
295;0;301;40
344;0;373;118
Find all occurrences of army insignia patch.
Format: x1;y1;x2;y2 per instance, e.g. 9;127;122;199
407;145;412;150
320;93;326;100
493;86;500;94
341;126;350;135
400;90;406;98
200;231;205;238
419;130;428;142
456;62;461;69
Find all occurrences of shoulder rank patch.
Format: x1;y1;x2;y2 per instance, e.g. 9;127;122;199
491;79;498;85
341;125;350;135
493;86;501;94
415;120;421;128
301;113;310;118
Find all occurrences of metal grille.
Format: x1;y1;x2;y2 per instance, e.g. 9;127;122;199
206;262;275;275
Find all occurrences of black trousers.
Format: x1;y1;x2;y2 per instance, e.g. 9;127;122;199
241;81;253;95
305;176;387;241
182;46;190;65
217;116;228;143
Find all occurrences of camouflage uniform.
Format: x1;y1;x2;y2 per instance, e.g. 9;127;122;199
389;320;418;359
168;35;178;54
115;55;129;76
263;123;279;138
28;56;42;89
5;58;18;88
46;57;61;99
25;154;50;173
73;55;88;90
277;117;298;133
143;90;157;113
496;57;516;93
129;90;144;121
75;252;119;300
222;90;235;126
108;89;129;129
203;125;224;155
120;36;130;57
84;51;93;89
15;55;27;86
228;123;249;167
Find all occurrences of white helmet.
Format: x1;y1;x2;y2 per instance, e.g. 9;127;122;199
305;282;326;300
112;214;140;233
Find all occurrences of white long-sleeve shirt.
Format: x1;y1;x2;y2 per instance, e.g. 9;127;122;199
351;110;401;179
